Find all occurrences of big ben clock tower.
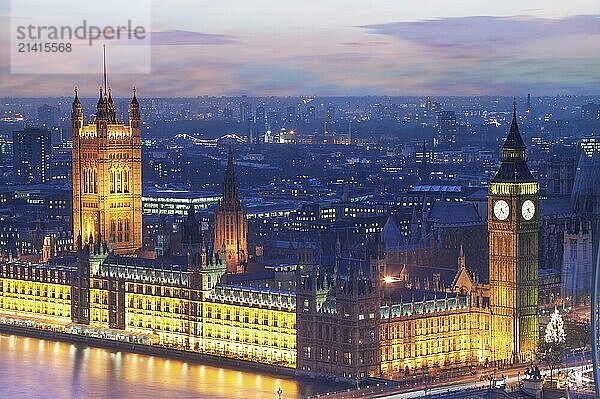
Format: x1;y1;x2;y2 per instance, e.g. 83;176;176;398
488;99;539;364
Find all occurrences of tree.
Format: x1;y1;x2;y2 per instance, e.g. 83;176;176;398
539;308;566;386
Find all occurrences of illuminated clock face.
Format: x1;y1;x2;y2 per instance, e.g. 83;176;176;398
521;199;535;220
493;200;510;220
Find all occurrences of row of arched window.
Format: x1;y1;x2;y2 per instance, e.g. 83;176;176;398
109;168;130;194
110;219;131;243
81;167;131;195
83;168;97;194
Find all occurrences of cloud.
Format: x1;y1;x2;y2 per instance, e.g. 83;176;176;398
360;15;600;57
340;41;390;47
149;30;237;46
2;13;600;96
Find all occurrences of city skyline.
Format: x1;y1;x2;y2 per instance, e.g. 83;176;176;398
1;1;600;97
0;2;599;398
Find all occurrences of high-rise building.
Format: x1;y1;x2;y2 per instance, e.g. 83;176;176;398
213;148;248;273
239;101;251;123
254;106;266;143
488;100;539;363
437;111;458;146
286;106;296;124
255;106;265;123
306;105;316;123
13;127;52;184
71;87;142;254
326;105;335;122
546;149;576;196
38;104;58;127
582;102;600;120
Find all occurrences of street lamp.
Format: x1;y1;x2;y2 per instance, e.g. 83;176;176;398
382;275;395;377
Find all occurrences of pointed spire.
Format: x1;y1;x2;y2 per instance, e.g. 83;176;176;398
106;87;117;122
103;44;108;98
131;86;139;106
73;87;81;107
220;145;241;209
492;98;534;183
458;245;466;270
503;96;525;150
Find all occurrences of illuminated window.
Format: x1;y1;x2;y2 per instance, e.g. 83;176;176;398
117;220;123;242
124;219;130;242
116;170;122;193
123;169;130;193
110;170;115;193
110;220;116;241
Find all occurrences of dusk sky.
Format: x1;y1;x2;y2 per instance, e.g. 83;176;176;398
1;0;599;97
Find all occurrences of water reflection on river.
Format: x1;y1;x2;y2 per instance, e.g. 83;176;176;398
0;334;342;399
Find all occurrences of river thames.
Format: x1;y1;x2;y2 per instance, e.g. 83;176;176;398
0;334;342;399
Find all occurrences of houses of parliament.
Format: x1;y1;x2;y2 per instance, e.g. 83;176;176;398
0;81;539;382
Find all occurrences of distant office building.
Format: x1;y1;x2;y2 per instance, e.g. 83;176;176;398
222;108;233;120
582;102;600;120
326;105;335;122
50;154;72;181
142;187;221;216
255;106;265;123
437;111;457;146
546;152;575;196
306;105;316;123
239;101;251;123
38;104;58;127
13;127;52;184
286;106;296;123
254;106;266;143
580;137;600;157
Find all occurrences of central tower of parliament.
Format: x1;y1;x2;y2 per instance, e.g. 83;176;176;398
71;86;142;255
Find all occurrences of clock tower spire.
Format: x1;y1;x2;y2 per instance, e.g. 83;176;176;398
488;99;539;364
